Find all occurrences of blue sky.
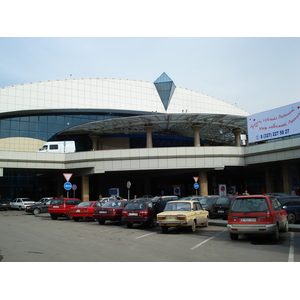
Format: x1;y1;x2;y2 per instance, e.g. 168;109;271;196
1;2;299;114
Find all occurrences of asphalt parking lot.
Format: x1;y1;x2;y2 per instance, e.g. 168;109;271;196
1;210;300;262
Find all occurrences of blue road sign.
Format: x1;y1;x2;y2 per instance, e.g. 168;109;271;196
194;183;199;189
64;182;72;190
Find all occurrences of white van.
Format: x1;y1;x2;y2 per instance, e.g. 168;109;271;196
37;141;75;153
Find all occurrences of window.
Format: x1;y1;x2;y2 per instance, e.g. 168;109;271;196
193;202;200;211
49;144;58;150
51;199;63;205
271;198;281;211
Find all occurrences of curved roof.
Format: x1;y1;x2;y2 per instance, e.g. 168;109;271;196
0;74;249;116
59;113;247;144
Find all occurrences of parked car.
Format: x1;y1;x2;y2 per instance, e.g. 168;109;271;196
25;199;52;215
10;198;36;210
227;195;288;240
122;201;157;228
0;199;10;211
68;201;103;221
48;198;82;220
180;196;203;201
264;193;290;197
93;201;129;224
152;195;179;213
35;197;53;204
199;196;219;218
99;196;124;203
211;196;236;219
156;200;209;233
133;197;153;202
277;196;300;224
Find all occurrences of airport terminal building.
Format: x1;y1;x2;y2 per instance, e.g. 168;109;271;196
0;73;299;201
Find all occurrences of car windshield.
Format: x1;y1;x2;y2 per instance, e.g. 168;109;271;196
51;199;63;205
77;202;93;207
164;202;191;211
124;202;146;210
216;197;231;205
230;198;269;213
200;198;214;205
103;201;123;208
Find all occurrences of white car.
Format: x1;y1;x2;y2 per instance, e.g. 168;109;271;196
10;198;36;210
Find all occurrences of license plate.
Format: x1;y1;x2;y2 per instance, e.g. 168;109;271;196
76;209;80;212
166;217;174;219
218;210;224;213
99;211;107;214
128;212;138;216
53;206;59;208
241;218;256;222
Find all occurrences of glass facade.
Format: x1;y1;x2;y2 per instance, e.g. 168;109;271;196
154;72;176;111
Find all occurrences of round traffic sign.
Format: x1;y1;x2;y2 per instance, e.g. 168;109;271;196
64;182;72;190
72;184;77;190
194;183;199;189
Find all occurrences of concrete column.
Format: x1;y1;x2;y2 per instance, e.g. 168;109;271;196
192;124;202;147
199;170;208;196
232;128;242;147
265;166;273;193
81;175;89;202
282;163;291;194
89;135;99;150
144;126;154;148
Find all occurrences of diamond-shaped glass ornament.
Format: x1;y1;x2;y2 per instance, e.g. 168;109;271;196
154;72;176;111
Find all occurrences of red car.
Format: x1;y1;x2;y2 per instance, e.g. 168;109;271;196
48;197;82;220
93;201;129;224
68;201;104;222
227;195;289;241
121;201;157;228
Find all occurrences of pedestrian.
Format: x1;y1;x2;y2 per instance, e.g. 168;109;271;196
242;190;249;195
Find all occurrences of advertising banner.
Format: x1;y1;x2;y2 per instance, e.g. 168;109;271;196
247;102;300;143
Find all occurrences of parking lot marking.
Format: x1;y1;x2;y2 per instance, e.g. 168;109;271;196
288;232;294;262
190;230;226;250
135;232;156;239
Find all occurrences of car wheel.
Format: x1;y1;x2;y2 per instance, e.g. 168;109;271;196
51;215;57;220
98;220;105;225
190;220;196;232
18;206;22;211
127;223;133;228
33;208;40;215
73;217;79;222
162;226;168;233
288;213;296;224
230;233;238;240
271;225;279;241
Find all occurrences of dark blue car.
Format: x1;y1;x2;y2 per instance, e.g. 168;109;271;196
277;196;300;224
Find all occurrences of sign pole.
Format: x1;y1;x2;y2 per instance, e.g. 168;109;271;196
127;181;131;201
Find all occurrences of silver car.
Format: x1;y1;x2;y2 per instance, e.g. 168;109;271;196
10;198;36;210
